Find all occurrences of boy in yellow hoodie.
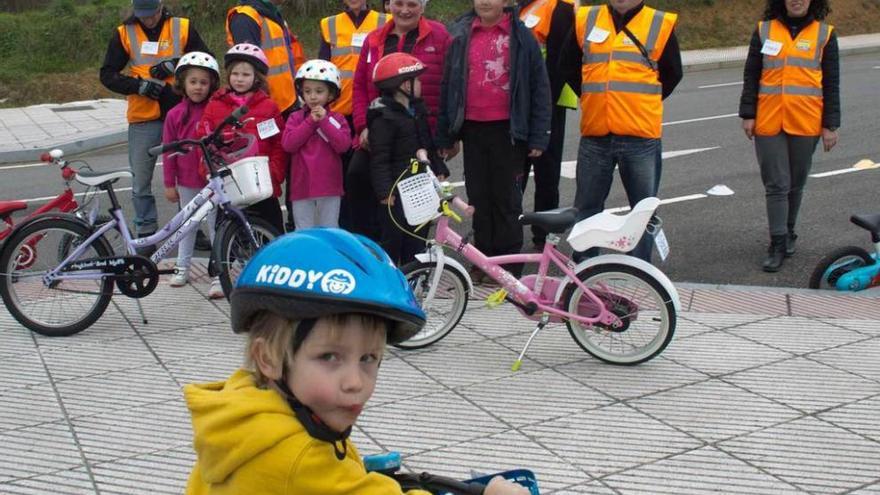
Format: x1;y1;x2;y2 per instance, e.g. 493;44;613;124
184;228;529;495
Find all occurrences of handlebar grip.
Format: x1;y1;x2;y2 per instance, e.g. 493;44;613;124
452;197;475;218
147;144;166;157
225;105;249;126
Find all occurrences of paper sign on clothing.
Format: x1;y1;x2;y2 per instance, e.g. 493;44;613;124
587;27;610;44
524;14;540;29
257;119;280;139
352;33;368;47
761;39;783;56
141;41;160;55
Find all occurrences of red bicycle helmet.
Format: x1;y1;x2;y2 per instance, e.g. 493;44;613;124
372;52;426;92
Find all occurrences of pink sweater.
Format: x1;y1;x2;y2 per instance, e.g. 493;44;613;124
281;107;351;201
162;98;208;189
465;14;512;122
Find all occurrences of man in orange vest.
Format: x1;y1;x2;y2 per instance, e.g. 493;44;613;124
567;0;682;262
226;0;306;116
517;0;579;251
100;0;209;243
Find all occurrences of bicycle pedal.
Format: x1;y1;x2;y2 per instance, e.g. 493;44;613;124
486;289;508;308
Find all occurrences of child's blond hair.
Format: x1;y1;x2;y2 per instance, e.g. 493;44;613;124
244;312;388;387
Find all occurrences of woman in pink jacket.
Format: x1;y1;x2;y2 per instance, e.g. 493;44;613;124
282;60;351;228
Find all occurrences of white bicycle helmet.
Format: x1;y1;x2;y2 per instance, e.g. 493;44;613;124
294;59;342;99
175;51;220;79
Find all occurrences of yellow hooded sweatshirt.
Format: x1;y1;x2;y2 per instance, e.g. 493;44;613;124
184;369;431;495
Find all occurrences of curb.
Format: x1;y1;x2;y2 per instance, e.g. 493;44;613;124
683;41;880;72
0;129;127;164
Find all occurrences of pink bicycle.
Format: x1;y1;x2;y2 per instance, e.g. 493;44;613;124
392;164;680;367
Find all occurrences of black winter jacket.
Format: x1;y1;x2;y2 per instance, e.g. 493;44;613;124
435;8;552;151
368;97;450;201
516;0;580;105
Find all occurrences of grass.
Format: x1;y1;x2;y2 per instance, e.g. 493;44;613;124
1;0;879;106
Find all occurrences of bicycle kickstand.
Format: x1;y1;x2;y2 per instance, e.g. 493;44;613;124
511;314;550;372
134;299;148;325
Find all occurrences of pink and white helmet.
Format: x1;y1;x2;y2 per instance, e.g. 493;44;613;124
224;43;269;75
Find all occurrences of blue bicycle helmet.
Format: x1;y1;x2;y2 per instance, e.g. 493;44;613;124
230;229;426;344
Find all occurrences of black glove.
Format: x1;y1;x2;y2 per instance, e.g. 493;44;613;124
138;79;165;100
149;59;176;80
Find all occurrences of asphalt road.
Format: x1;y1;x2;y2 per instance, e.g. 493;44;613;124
2;53;878;288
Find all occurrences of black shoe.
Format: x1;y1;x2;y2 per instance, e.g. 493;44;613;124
762;235;786;272
194;229;212;251
785;232;797;258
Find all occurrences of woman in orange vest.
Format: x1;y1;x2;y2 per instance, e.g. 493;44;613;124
99;0;209;249
739;0;840;272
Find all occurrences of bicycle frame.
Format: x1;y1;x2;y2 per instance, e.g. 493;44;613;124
0;180;78;243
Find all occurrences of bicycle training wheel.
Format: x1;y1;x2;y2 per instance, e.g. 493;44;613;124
0;217;114;336
395;261;469;350
809;246;875;290
563;263;675;365
214;216;280;298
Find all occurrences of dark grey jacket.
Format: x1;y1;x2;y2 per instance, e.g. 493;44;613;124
435;8;552;151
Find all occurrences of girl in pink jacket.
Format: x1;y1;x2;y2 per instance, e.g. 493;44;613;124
282;60;351;228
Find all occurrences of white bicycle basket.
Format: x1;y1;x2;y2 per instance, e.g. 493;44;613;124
397;168;441;226
220;156;273;206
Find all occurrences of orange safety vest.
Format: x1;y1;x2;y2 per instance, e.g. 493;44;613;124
519;0;573;47
755;19;832;137
225;5;306;112
320;10;389;116
118;17;189;123
576;5;677;139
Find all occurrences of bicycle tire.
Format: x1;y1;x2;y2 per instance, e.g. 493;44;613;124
214;215;280;299
0;216;114;336
394;261;469;350
57;214;114;261
563;263;675;365
808;246;875;290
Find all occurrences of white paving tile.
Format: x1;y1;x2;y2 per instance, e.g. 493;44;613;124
31;306;135;351
556;357;706;400
350;426;384;457
728;316;865;355
819;318;880;336
91;445;194;495
142;323;245;364
165;351;244;384
818;395;880;442
0;467;95;494
403;340;539;388
0;351;48;392
678;313;770;330
718;417;880;493
495;324;595;368
810;336;880;382
0;383;64;432
55;364;181;419
662;330;792;376
458;305;533;338
851;482;880;494
0;422;83;482
672;316;719;339
368;356;444;408
41;336;159;382
725;357;879;413
522;403;702;478
552;481;618;494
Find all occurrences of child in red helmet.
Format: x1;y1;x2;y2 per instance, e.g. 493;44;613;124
368;52;450;266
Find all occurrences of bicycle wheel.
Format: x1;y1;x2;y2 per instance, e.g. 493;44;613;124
0;217;114;336
809;246;875;290
395;261;469;350
58;214;115;261
214;216;280;298
563;263;675;365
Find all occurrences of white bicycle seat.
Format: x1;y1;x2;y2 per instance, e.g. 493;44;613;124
567;197;661;252
75;168;132;187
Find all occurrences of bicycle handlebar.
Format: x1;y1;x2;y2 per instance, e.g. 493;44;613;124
148;105;249;158
393;472;485;495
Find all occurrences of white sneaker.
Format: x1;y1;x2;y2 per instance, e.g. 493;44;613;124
169;268;189;287
208;278;225;299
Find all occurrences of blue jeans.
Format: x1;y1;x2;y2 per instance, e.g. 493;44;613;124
573;135;661;262
128;120;163;235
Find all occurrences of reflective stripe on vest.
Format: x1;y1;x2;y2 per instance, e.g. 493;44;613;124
323;10;388;116
577;5;676;139
226;6;299;112
755;19;831;136
120;17;188;123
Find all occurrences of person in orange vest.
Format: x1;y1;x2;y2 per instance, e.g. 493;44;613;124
319;1;390;230
565;0;682;263
739;0;839;272
99;0;209;247
226;0;306;117
517;0;579;251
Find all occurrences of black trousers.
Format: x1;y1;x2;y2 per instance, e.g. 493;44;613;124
343;148;381;241
521;104;566;244
246;196;285;234
461;120;526;264
377;199;424;267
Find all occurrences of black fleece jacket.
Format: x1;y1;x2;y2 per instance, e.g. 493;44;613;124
99;9;209;120
517;0;581;104
738;14;841;129
227;0;287;45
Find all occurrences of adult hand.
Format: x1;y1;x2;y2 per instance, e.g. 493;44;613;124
310;105;326;122
415;148;429;162
484;476;530;495
822;128;839;152
138;79;165;100
149;59;176;80
528;149;543;158
359;128;370;150
380;196;395;206
164;187;179;203
742;119;756;140
439;142;460;160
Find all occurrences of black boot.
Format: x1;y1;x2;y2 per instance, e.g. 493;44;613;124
785;230;797;258
762;235;787;272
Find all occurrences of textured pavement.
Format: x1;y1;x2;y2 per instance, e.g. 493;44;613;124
1;262;879;494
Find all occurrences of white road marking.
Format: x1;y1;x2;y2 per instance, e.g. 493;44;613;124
1;159;162;172
559;147;719;179
606;194;709;213
662;113;739;126
874;66;880;69
698;81;743;89
20;187;133;204
810;159;879;178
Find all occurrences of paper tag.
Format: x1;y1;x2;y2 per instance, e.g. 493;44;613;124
795;39;811;51
761;39;783;56
524;14;540;29
256;119;280;139
654;228;670;261
621;36;635;46
587;27;610;44
141;41;160;55
328;116;342;130
316;128;329;143
352;33;368;47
